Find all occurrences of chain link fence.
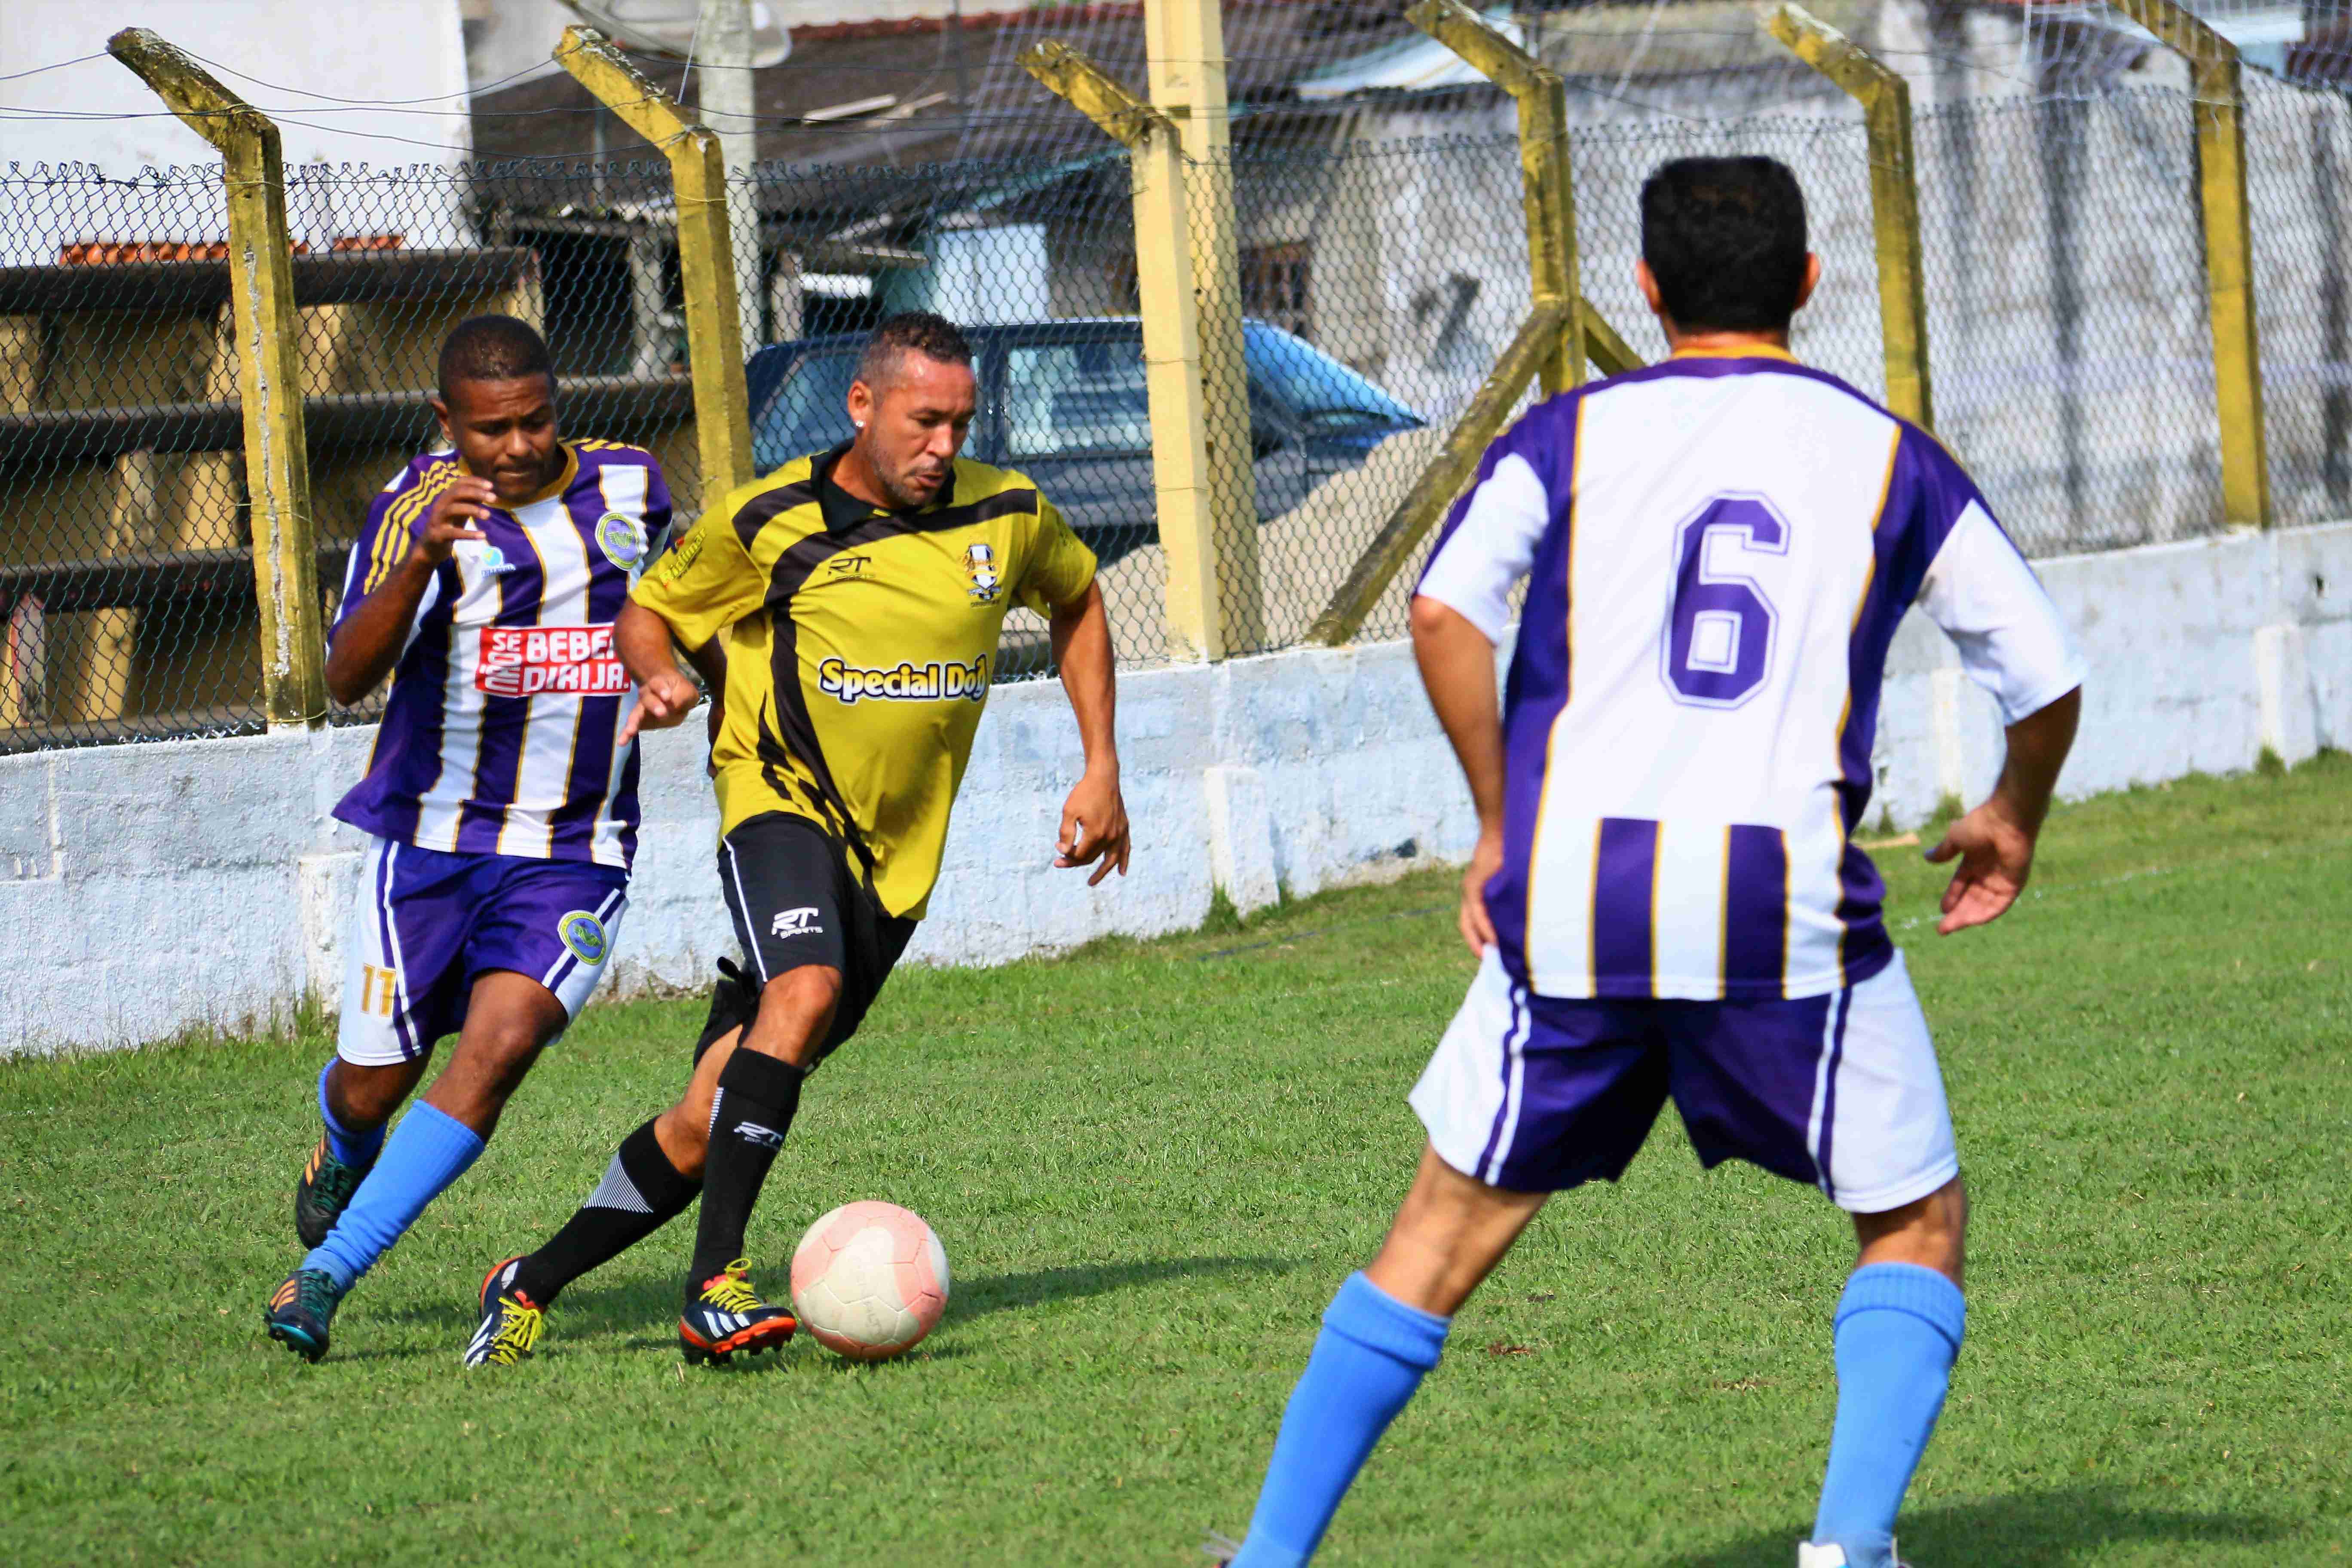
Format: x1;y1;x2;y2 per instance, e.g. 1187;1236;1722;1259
0;156;703;753
9;59;2352;751
3;163;253;752
2247;72;2352;526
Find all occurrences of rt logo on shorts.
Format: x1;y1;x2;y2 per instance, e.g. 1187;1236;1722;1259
557;910;610;965
771;906;823;939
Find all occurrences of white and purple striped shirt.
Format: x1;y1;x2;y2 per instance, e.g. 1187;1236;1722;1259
331;440;673;870
1418;349;2082;1002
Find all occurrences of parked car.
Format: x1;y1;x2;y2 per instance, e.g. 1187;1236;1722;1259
745;318;1425;570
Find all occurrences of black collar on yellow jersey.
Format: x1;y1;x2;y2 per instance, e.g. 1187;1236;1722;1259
809;440;961;535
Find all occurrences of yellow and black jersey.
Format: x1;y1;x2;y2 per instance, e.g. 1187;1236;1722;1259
633;442;1096;919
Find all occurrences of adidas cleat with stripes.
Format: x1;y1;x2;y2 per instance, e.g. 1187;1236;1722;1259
264;1267;342;1363
463;1255;546;1369
294;1134;374;1250
679;1258;796;1366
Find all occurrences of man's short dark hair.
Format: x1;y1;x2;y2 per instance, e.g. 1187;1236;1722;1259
438;314;555;401
1639;157;1810;334
854;311;973;391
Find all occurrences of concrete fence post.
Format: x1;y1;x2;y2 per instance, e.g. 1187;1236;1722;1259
1765;4;1936;429
1022;42;1235;662
2104;0;2272;529
557;26;756;500
108;28;327;732
1148;0;1267;653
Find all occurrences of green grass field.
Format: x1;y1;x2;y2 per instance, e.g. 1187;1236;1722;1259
4;756;2349;1565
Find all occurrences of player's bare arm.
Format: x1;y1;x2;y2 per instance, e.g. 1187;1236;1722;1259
1049;579;1130;884
1408;593;1507;957
1925;684;2082;934
322;478;492;705
616;598;701;741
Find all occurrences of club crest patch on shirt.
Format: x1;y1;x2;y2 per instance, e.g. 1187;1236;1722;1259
557;909;609;966
963;542;1001;604
597;511;647;567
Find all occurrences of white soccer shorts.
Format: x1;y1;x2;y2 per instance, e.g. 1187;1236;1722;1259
1409;947;1960;1213
335;835;629;1067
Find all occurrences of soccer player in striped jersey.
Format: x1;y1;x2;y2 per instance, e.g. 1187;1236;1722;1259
1216;160;2084;1568
263;315;672;1362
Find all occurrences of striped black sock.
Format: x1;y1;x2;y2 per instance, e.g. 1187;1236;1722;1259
686;1049;804;1291
511;1118;699;1307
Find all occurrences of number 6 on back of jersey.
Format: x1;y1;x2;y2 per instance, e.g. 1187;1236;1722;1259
1662;493;1788;708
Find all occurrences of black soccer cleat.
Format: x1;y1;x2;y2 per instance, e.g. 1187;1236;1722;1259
678;1258;796;1366
264;1267;342;1363
294;1134;374;1250
463;1255;547;1369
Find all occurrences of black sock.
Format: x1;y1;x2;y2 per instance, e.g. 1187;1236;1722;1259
511;1118;700;1307
686;1050;804;1290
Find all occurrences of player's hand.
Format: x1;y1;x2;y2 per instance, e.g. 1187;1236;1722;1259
1055;766;1130;886
1924;796;2038;934
409;477;494;564
622;667;701;744
1458;824;1503;958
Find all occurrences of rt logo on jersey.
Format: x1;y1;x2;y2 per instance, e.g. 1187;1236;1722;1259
771;906;823;939
963;542;1001;604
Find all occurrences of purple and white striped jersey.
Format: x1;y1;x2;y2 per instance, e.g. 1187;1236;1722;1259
331;440;673;871
1418;349;2083;1003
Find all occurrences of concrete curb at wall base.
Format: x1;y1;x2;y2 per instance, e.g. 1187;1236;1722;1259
3;523;2348;1057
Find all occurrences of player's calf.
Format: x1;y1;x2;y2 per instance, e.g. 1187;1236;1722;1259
295;1058;418;1247
1810;1179;1968;1568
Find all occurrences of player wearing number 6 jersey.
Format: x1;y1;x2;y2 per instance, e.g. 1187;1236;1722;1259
1218;159;2084;1568
263;315;671;1362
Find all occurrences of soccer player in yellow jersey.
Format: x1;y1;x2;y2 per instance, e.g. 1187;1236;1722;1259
464;312;1130;1368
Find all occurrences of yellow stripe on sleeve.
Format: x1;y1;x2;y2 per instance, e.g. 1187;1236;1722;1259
365;464;454;596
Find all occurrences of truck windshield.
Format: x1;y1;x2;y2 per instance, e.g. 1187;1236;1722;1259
753;349;860;470
1243;323;1418;428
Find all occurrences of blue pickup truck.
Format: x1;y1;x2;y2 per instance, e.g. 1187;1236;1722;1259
746;318;1424;570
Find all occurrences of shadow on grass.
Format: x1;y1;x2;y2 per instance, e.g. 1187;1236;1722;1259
420;1253;1297;1342
1670;1484;2292;1568
950;1255;1298;1320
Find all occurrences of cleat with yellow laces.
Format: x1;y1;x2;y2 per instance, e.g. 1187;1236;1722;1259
678;1257;796;1366
463;1255;545;1369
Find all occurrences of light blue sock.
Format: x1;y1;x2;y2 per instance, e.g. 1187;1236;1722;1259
302;1102;484;1294
1811;1262;1967;1568
317;1060;386;1169
1231;1273;1451;1568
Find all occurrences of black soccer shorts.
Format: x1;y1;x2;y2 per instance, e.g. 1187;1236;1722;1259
696;811;917;1066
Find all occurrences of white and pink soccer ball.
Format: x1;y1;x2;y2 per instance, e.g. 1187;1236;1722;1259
789;1201;950;1361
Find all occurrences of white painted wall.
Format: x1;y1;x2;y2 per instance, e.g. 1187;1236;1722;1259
4;522;2348;1057
0;0;472;263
